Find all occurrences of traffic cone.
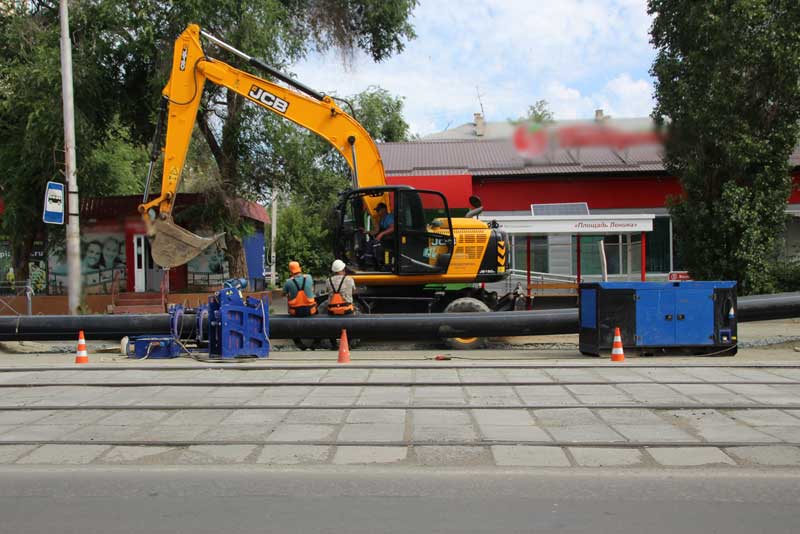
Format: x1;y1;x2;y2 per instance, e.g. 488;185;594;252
75;330;89;364
337;329;350;364
611;327;625;363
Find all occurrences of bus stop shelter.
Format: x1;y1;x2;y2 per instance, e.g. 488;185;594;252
491;212;655;301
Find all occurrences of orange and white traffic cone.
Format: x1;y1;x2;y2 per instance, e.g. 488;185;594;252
611;327;625;363
75;330;89;364
337;329;350;364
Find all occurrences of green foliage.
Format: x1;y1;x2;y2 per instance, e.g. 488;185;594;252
349;86;409;142
0;0;419;279
649;0;800;294
517;100;554;124
275;203;335;279
770;259;800;292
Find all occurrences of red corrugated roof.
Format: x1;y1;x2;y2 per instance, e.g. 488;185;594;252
81;194;269;224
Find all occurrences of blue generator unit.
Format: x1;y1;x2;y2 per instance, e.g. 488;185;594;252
579;281;737;356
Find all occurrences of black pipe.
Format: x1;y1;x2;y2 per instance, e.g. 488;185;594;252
736;292;800;322
1;291;798;342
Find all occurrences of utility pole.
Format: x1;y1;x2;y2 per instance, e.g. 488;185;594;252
269;190;278;287
59;0;82;314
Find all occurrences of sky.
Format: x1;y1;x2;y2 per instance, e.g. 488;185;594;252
291;0;657;137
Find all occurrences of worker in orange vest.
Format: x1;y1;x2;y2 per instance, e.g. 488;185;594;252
283;261;317;317
325;259;355;315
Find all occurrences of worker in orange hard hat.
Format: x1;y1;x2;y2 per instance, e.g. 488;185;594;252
283;261;317;317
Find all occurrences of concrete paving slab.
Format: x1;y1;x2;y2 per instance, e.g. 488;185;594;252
29;409;110;426
277;369;329;383
133;425;212;441
0;410;54;425
534;408;601;426
63;425;146;441
668;384;745;404
479;424;551;442
218;409;289;425
413;424;478;443
592;369;651;383
413;386;466;404
245;395;305;406
515;385;580;405
545;369;602;383
415;445;492;466
727;446;800;466
566;384;633;404
256;444;330;464
160;409;232;426
285;409;346;424
176;445;257;464
693;424;781;443
722;384;800;405
299;395;359;406
647;447;736;466
195;425;274;442
502;369;554;383
413;409;471;425
346;409;406;424
0;424;82;441
617;384;695;404
756;426;800;443
459;369;507;383
547;424;626;443
569;447;646;467
726;409;800;427
492;445;571;467
267;424;337;442
305;386;364;398
594;408;667;425
333;446;407;464
336;423;405;443
16;444;109;464
90;387;166;406
320;369;371;382
610;424;698;443
414;370;460;383
95;410;172;426
367;370;413;383
101;446;176;464
0;445;37;463
472;409;535;426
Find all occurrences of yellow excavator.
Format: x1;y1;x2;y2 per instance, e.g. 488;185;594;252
140;25;521;348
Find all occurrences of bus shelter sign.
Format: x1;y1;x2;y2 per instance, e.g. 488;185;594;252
42;181;65;225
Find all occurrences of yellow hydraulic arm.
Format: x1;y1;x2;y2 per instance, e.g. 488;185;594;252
139;24;387;268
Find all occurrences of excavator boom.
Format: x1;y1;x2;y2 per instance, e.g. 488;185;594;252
140;24;386;268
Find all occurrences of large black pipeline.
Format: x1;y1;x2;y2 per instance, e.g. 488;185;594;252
0;291;798;342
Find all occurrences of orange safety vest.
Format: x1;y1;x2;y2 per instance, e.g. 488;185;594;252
288;276;317;317
327;276;354;315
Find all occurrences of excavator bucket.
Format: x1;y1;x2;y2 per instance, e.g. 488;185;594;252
148;215;224;269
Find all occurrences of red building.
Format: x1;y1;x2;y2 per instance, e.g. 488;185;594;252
378;114;800;280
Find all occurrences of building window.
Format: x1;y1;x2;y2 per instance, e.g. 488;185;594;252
512;236;548;273
647;216;672;273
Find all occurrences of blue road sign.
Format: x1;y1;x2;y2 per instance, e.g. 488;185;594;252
43;181;65;225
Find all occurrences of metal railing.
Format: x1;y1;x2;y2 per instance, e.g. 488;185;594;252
0;280;33;315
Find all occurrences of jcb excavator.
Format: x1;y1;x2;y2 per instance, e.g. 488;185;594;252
140;25;521;348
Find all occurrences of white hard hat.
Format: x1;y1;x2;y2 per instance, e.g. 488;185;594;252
331;259;346;273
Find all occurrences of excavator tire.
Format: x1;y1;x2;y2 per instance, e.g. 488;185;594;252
442;297;490;350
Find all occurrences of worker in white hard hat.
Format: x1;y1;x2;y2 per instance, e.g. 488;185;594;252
325;259;356;315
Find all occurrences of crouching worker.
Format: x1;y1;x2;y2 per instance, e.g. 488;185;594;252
326;259;356;315
284;261;317;317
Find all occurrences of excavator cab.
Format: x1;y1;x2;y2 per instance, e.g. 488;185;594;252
334;186;455;277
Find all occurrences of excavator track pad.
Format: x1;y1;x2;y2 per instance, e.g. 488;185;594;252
148;215;224;268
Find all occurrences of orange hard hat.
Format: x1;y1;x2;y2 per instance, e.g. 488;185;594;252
288;261;301;274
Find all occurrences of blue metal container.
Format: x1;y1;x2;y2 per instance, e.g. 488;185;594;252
579;281;737;356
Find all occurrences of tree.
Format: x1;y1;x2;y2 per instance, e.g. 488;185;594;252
649;0;800;294
0;3;149;279
1;1;419;279
516;99;554;124
348;86;410;142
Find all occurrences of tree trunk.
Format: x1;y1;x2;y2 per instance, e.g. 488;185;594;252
225;234;248;279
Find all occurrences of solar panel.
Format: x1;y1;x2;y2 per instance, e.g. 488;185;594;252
531;202;590;216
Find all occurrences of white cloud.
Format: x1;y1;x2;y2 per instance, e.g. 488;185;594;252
290;0;656;135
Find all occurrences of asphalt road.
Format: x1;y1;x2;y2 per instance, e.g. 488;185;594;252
1;467;798;534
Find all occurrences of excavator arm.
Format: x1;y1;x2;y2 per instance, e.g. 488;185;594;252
139;24;387;268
